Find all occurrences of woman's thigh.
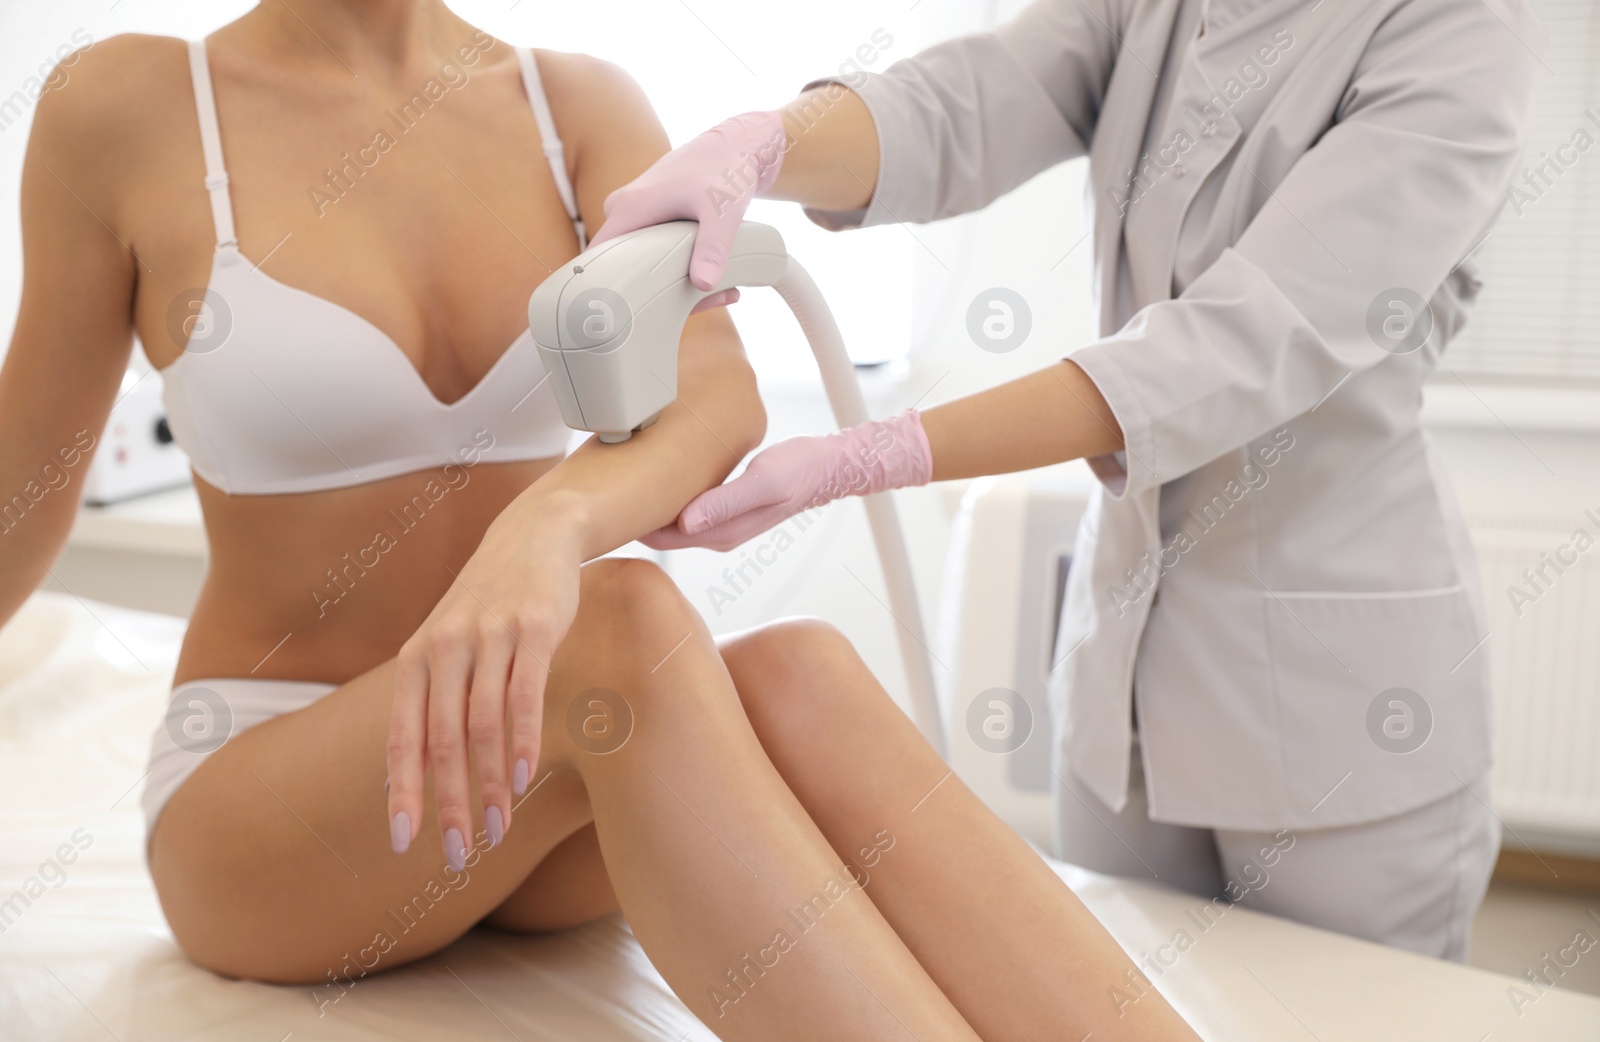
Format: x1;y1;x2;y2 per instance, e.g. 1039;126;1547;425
481;822;617;933
148;559;664;984
481;620;881;933
480;626;803;934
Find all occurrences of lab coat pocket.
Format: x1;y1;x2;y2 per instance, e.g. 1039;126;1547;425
1264;586;1491;828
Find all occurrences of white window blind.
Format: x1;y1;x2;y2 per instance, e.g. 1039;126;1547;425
1444;0;1600;381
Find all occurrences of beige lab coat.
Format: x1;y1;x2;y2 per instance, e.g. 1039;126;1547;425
809;0;1543;829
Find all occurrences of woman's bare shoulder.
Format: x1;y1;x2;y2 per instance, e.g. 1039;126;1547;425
28;34;195;175
529;48;664;141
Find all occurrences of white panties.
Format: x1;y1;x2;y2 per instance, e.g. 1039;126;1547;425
142;676;338;845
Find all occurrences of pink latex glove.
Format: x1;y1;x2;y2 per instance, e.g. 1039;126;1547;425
642;410;933;553
591;111;786;309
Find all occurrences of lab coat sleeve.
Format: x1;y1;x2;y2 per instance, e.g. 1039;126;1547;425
801;0;1119;230
1067;0;1542;498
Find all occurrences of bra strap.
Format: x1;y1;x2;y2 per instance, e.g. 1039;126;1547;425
187;39;238;248
515;47;586;251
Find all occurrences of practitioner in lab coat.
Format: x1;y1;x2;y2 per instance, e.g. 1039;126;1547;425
597;0;1543;961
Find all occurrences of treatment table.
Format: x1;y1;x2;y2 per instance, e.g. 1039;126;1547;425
2;592;1596;1040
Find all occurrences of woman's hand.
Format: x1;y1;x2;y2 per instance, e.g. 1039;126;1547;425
642;410;932;553
386;492;588;872
590;110;786;292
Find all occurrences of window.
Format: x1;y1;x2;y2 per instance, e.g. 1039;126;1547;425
1441;0;1600;382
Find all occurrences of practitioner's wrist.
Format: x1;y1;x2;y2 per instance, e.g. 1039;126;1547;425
818;409;933;504
713;110;788;200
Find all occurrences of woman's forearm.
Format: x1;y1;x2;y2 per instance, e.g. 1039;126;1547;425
769;88;881;213
762;93;1120;478
494;310;765;562
920;360;1123;481
639;358;1126;553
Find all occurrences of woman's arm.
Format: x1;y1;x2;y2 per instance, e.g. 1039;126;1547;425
386;53;765;865
770;0;1117;223
594;0;1117;276
0;46;138;628
763;86;879;214
495;52;766;556
644;0;1539;551
919;361;1120;480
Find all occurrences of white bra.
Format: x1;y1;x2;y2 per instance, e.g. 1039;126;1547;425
159;39;583;496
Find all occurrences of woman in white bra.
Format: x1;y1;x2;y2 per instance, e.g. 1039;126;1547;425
0;4;1197;1040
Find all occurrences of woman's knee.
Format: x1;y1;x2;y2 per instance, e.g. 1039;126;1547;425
549;557;746;753
721;617;870;727
723;616;858;672
573;557;700;649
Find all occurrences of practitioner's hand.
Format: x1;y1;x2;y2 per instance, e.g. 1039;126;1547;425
386;491;587;872
641;410;933;553
591;110;787;295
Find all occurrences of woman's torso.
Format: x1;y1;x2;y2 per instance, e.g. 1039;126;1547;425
112;20;586;685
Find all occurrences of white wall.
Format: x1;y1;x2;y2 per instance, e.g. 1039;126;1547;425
0;0;951;372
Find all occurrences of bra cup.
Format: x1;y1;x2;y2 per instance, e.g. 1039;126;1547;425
159;255;572;495
168;41;578;496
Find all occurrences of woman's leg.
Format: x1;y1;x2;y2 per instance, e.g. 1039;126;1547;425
482;823;618;932
149;558;980;1041
721;618;1202;1042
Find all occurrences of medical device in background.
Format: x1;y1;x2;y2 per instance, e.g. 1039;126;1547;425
530;220;944;756
83;368;192;506
938;472;1093;850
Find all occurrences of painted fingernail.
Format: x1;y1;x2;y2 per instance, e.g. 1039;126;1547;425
444;827;466;873
485;806;505;848
513;758;530;796
390;811;410;854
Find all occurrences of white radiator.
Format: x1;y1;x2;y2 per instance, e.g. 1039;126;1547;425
1472;519;1600;851
940;480;1600;855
